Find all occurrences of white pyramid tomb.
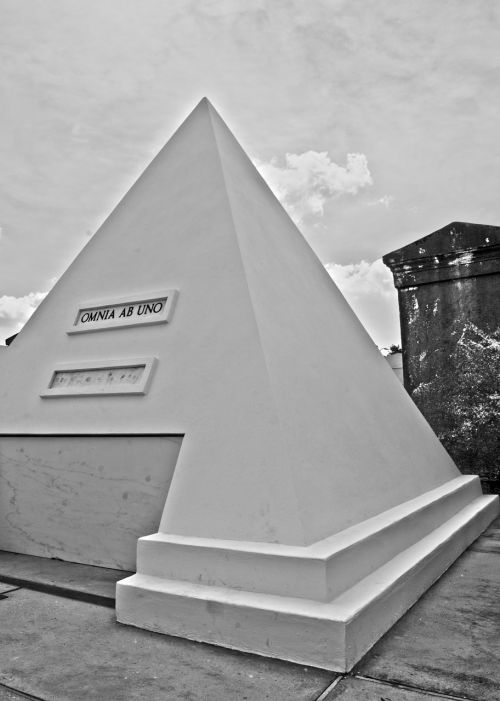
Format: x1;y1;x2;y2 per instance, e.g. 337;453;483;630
0;99;497;671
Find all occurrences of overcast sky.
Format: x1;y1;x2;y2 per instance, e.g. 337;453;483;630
1;0;499;347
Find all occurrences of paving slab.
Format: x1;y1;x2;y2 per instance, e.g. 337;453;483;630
325;676;449;700
0;588;335;701
358;548;500;701
0;685;35;700
0;550;130;605
0;583;20;595
468;515;500;554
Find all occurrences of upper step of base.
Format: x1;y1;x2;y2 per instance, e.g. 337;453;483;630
136;475;483;601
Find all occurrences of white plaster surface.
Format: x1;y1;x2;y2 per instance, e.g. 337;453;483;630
0;435;181;569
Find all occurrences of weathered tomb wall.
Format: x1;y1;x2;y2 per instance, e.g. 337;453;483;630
384;222;500;490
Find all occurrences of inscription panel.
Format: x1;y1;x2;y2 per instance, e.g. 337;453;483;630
68;290;178;334
41;357;157;397
51;365;145;390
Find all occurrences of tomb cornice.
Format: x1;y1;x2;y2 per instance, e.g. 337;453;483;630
384;243;500;288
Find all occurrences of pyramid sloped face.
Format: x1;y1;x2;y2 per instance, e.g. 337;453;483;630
0;99;459;547
162;102;459;543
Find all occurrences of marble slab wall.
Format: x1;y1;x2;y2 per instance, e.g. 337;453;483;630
0;435;182;570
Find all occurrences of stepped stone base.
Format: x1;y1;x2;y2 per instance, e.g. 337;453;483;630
116;476;498;671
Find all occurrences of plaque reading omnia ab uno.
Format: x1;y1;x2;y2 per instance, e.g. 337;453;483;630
68;290;178;334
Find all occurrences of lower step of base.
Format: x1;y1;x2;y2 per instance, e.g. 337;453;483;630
116;495;498;671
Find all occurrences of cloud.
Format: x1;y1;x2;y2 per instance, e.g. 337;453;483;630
325;259;400;348
367;195;394;208
255;151;372;223
325;258;394;298
0;291;47;341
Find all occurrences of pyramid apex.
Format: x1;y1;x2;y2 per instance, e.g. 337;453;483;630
193;96;215;110
182;97;221;125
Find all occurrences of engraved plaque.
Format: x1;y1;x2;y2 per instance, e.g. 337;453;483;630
68;290;178;334
41;358;157;397
51;365;145;390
